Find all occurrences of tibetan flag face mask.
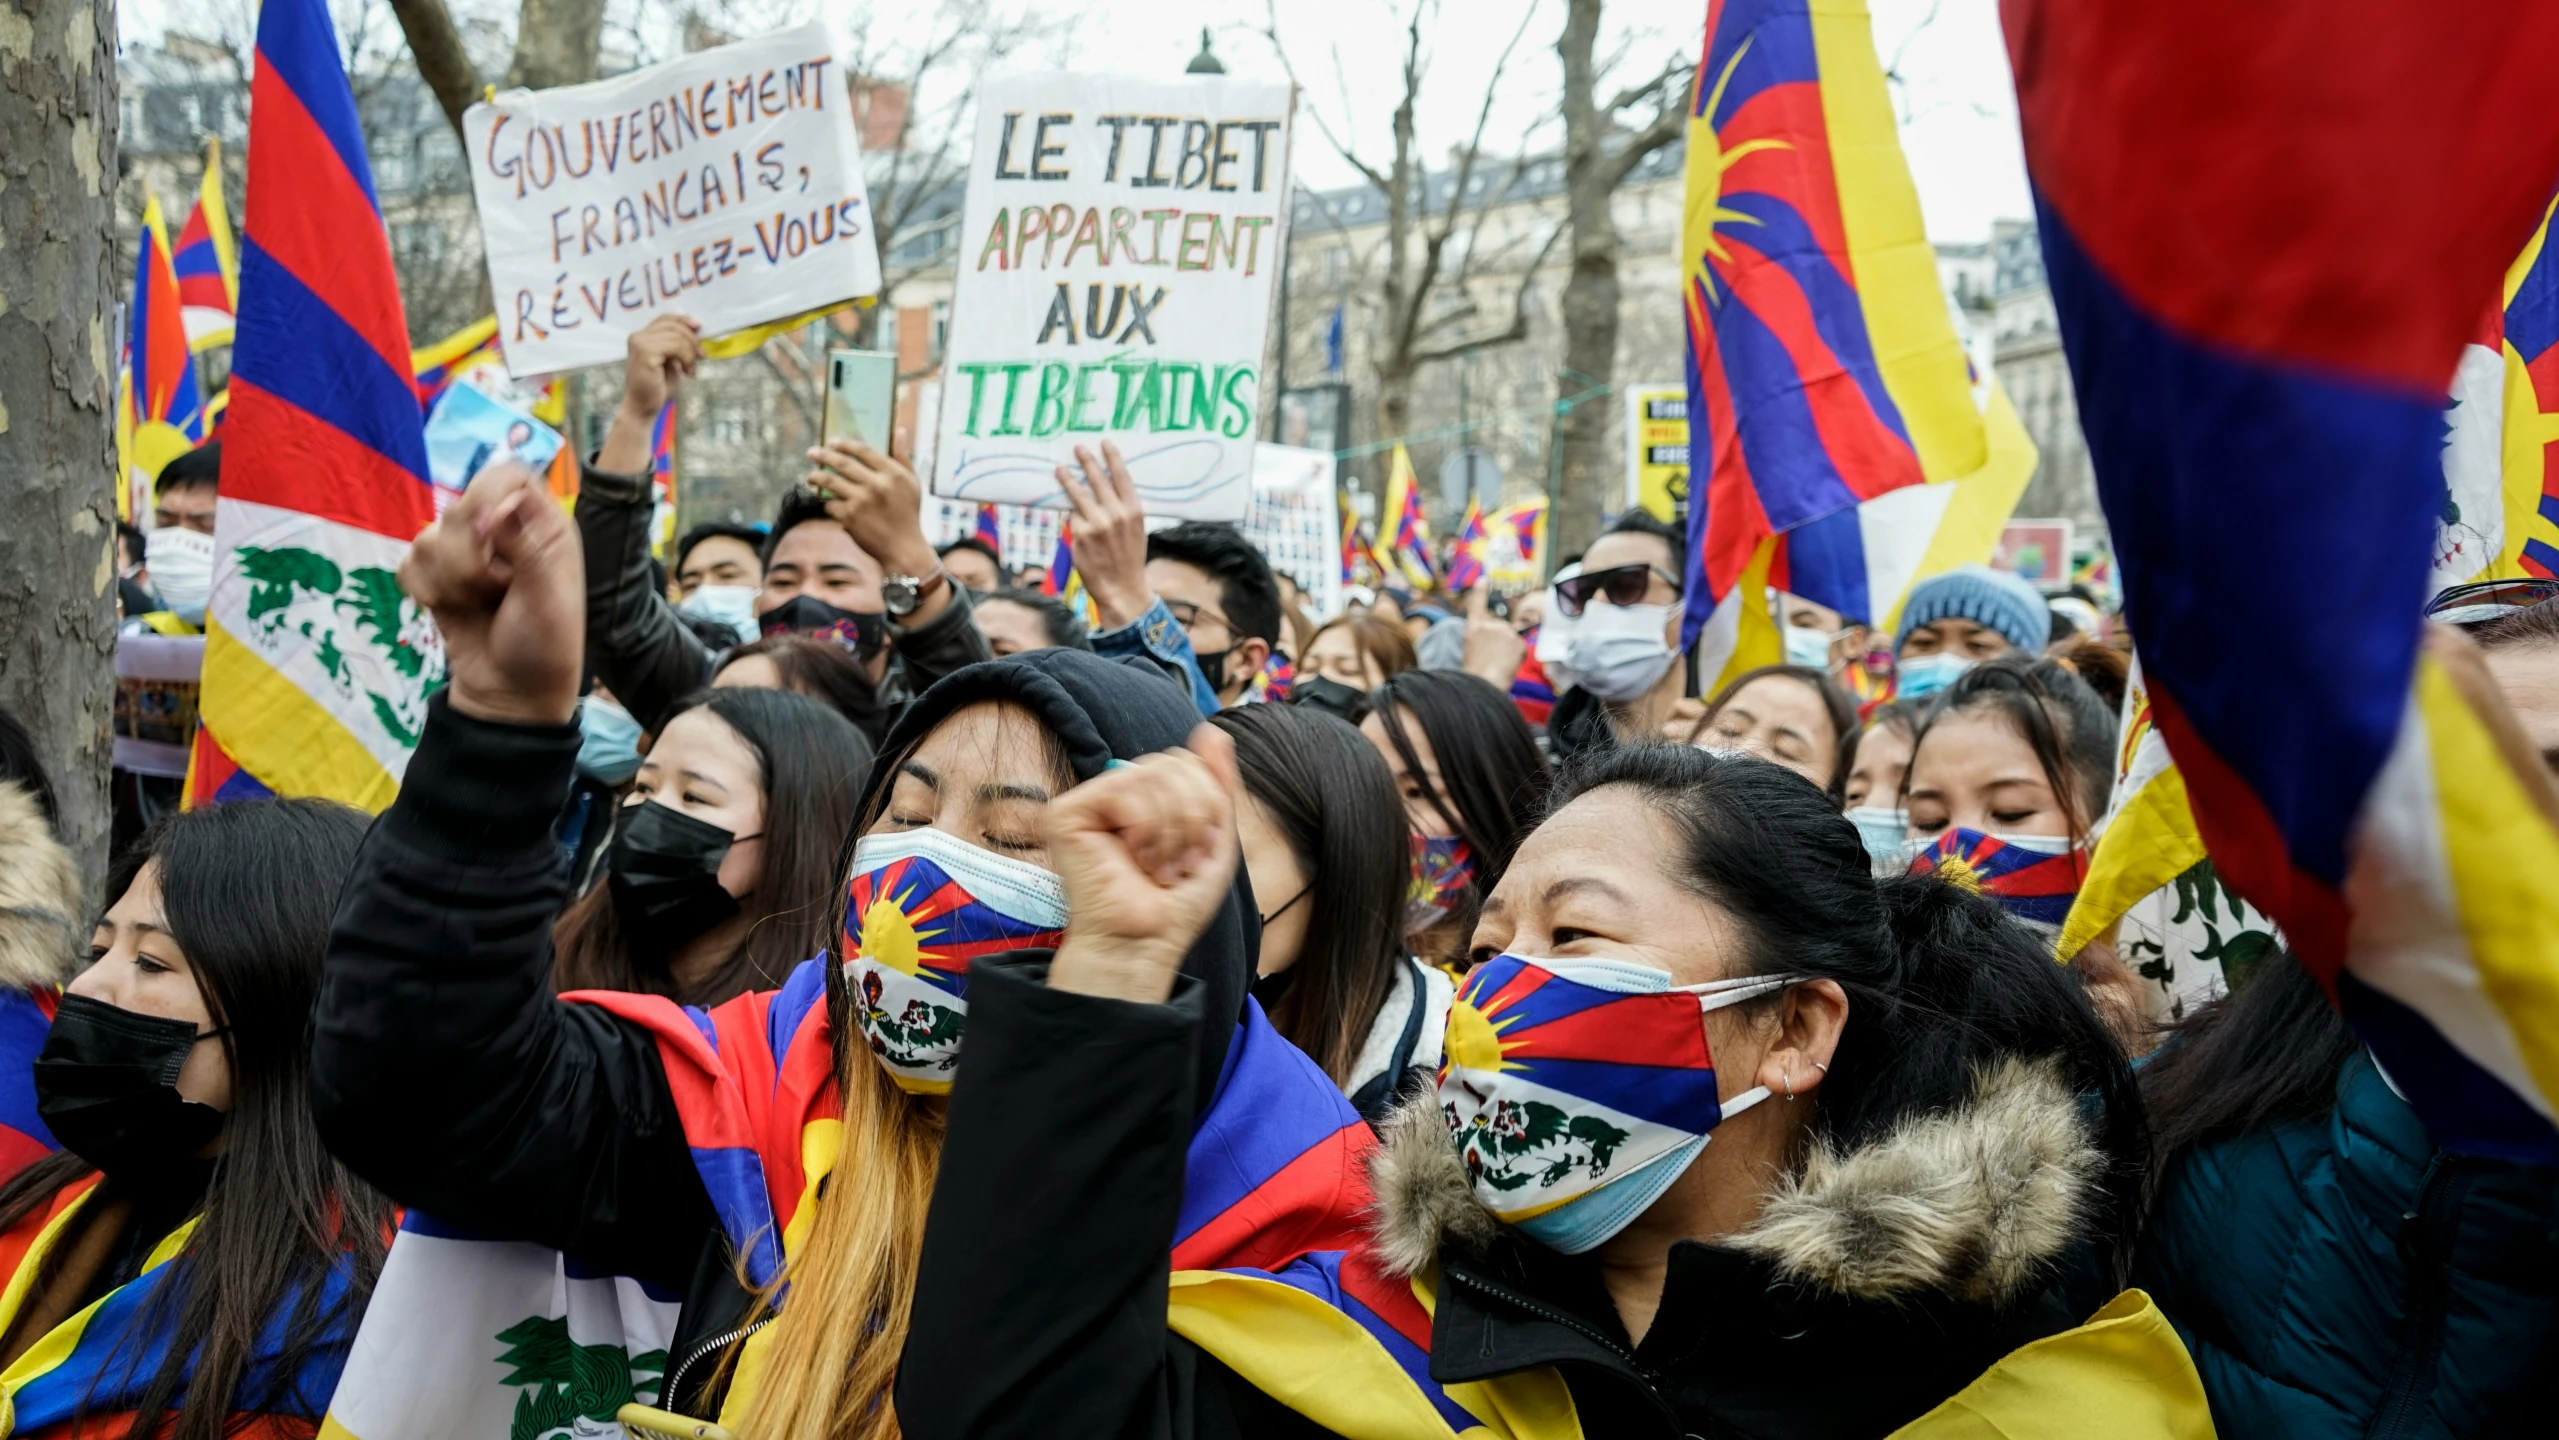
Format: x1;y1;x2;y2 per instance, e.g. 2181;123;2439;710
841;826;1069;1094
1437;952;1788;1255
1908;827;2088;934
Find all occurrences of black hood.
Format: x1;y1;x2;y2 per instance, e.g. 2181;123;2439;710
838;648;1256;1112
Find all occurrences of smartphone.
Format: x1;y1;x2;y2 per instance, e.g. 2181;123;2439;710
823;349;896;452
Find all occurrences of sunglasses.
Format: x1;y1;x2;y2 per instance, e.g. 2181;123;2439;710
2424;577;2559;627
1554;563;1682;618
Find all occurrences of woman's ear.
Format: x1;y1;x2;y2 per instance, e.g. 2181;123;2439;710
1755;978;1848;1100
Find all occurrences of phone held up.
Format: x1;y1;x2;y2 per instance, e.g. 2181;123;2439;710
803;348;897;501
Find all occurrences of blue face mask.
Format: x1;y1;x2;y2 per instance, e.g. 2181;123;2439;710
1896;652;1972;700
1783;623;1834;670
1843;806;1912;877
577;694;644;785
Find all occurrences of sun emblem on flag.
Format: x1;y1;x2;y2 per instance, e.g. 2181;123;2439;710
1443;985;1526;1078
1685;34;1793;303
1932;852;1984;894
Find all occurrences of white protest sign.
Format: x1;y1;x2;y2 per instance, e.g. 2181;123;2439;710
463;22;882;375
932;73;1293;521
1241;443;1343;618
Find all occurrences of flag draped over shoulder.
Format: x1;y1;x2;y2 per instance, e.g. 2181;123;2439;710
173;140;240;352
120;195;207;520
2009;0;2559;1161
197;0;442;814
1680;0;1988;690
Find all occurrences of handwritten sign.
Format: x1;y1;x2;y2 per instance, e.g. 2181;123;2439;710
931;73;1294;521
463;22;882;374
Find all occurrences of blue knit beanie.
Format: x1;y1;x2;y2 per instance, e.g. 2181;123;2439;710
1895;565;2049;653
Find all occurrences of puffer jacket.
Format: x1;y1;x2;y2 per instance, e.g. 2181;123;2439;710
1367;1057;2215;1439
2135;1051;2559;1439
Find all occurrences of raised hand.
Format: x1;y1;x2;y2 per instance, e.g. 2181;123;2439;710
1461;583;1527;690
596;314;702;475
397;460;584;726
1055;441;1152;631
802;438;954;625
1044;724;1242;1006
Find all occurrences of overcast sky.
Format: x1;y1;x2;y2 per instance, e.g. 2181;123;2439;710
122;0;2030;242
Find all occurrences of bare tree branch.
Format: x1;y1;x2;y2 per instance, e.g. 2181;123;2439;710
386;0;482;141
1603;64;1692;188
1407;218;1566;367
1257;0;1393;196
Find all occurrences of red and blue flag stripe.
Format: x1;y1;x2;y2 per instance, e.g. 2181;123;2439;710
1908;829;2084;929
2009;0;2559;1161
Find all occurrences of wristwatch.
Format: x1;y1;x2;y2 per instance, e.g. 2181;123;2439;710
881;566;948;618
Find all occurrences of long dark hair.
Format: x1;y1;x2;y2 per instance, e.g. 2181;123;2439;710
1906;655;2117;840
1209;704;1408;1085
1366;670;1550;895
715;633;887;745
1549;745;2148;1284
2136;950;2358;1160
0;800;391;1440
554;687;874;1006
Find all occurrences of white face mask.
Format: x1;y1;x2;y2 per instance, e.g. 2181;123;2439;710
679;584;761;646
1843;806;1913;877
1563;603;1676;702
1533;570;1584;695
145;526;215;615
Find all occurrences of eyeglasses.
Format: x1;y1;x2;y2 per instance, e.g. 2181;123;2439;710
1553;563;1682;618
2424;577;2559;627
1161;598;1234;636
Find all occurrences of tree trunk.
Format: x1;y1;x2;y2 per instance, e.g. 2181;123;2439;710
388;0;482;141
1550;0;1621;563
0;0;122;901
506;0;608;90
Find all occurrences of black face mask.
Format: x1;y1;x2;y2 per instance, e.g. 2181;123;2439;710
608;802;756;956
34;993;228;1181
759;594;888;662
1288;675;1370;724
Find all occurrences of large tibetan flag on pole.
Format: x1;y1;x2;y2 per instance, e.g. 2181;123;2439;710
121;195;207;517
2009;0;2559;1162
1775;382;2037;632
2436;199;2559;588
196;0;442;813
173;141;240;352
1680;0;1994;693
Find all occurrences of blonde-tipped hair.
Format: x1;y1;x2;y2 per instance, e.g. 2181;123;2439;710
732;1036;944;1440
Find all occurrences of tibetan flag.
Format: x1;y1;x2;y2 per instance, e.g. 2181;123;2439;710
199;0;441;814
123;195;207;498
1774;381;2037;630
172;140;240;352
1680;0;1994;696
2435;196;2559;585
1491;498;1547;586
1445;498;1488;592
1383;445;1436;590
973;503;1004;552
410;315;501;413
1909;827;2087;931
2009;0;2559;1161
1247;651;1294;703
1044;521;1076;598
1508;642;1557;727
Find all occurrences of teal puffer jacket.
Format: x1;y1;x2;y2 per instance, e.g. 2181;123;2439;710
2134;1051;2559;1438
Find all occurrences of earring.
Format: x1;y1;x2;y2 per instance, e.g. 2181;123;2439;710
1811;1061;1830;1078
1780;1069;1795;1099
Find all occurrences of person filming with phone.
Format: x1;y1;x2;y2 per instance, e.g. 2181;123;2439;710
576;315;992;741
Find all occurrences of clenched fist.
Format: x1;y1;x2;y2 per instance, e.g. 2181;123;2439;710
398;461;584;727
1044;724;1242;1006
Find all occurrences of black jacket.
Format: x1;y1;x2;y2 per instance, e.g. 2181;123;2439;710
314;652;1337;1432
574;455;992;736
1364;1057;2121;1438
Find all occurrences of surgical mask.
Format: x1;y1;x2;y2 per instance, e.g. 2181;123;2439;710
1405;833;1477;932
1844;806;1913;877
841;826;1069;1094
761;594;887;662
1783;624;1835;670
145;526;215;615
608;802;755;955
679;584;761;646
34;994;229;1181
1563;603;1675;703
578;694;644;786
1533;572;1584;695
1439;953;1788;1254
1895;652;1971;701
1908;826;2088;930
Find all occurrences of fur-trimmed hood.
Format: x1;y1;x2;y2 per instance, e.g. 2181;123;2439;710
1368;1056;2102;1308
0;781;80;990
